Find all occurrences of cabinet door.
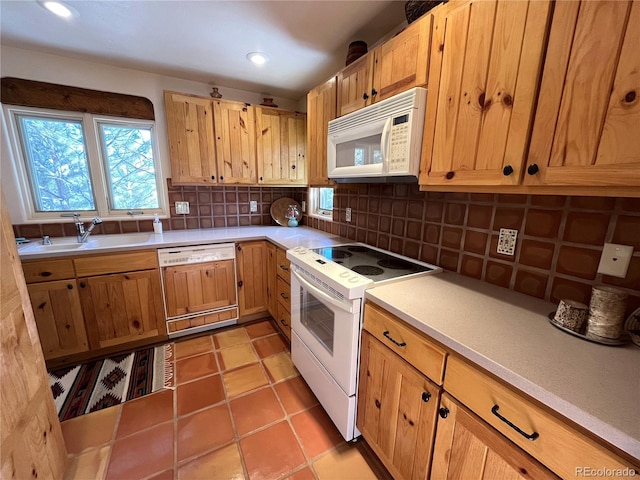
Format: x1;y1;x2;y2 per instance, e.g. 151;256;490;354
525;0;640;187
337;54;374;116
255;107;307;185
307;77;337;186
80;270;165;350
266;243;278;318
357;331;440;480
419;0;551;186
164;91;217;185
163;259;236;318
27;280;89;360
213;99;257;184
432;394;557;479
371;12;433;103
236;241;268;316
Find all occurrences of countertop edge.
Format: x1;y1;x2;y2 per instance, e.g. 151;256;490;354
364;291;640;461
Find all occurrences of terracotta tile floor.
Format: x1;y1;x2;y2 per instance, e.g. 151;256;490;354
62;319;391;480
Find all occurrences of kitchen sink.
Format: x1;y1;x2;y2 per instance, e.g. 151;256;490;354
85;233;153;248
18;233;153;255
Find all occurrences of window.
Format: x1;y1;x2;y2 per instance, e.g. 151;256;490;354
5;106;165;221
309;187;334;220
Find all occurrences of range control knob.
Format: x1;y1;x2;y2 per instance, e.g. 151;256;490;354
339;271;351;278
349;276;360;283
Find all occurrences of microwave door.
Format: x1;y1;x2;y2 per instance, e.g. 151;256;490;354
380;117;392;174
328;118;386;178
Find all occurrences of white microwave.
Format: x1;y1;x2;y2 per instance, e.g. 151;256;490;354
327;87;427;181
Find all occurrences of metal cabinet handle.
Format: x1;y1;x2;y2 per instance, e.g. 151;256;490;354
383;330;406;347
491;405;539;441
280;318;289;327
371;88;378;97
439;407;449;419
280;292;289;300
421;391;431;403
362;92;369;100
279;265;289;272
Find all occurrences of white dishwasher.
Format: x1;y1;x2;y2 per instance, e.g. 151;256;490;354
158;243;238;338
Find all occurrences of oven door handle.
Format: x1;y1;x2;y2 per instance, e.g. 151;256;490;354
292;270;354;314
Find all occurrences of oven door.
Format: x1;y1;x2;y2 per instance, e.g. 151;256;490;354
290;270;362;396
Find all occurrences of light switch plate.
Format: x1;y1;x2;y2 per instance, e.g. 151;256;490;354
175;201;190;214
497;228;518;256
597;243;633;278
249;200;258;213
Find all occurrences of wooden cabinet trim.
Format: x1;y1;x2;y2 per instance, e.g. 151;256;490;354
73;250;158;277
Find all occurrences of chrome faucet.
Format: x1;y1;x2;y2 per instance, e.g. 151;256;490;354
73;213;103;243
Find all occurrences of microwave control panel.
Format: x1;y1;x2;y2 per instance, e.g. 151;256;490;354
388;114;410;172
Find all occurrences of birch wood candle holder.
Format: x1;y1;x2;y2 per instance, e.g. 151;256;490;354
586;286;628;340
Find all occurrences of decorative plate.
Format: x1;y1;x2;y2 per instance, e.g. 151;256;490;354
270;197;302;226
547;313;629;346
624;307;640;347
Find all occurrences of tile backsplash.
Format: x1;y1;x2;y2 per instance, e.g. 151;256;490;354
12;180;307;239
306;184;640;315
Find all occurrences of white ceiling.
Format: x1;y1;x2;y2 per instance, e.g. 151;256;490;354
0;1;408;100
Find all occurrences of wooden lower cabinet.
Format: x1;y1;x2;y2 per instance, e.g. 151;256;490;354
27;279;89;360
274;246;292;340
236;241;268;316
357;331;440;480
79;269;165;350
162;259;236;317
266;242;278;317
432;394;556;479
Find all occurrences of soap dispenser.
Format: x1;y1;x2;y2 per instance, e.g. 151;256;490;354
153;214;163;234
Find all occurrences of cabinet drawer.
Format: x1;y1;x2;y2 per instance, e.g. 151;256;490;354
276;248;290;284
277;276;291;307
363;302;446;385
276;301;291;340
445;356;635;479
74;250;158;276
22;259;75;283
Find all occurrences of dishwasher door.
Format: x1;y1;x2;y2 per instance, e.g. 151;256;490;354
158;244;238;337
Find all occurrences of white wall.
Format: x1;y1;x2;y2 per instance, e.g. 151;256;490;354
0;46;305;224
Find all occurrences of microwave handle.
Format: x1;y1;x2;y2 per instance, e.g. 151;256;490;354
380;117;393;172
292;270;354;314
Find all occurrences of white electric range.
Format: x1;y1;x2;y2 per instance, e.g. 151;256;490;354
286;243;441;441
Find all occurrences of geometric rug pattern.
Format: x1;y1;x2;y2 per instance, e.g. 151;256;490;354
49;343;174;421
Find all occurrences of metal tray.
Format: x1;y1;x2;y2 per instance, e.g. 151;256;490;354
547;313;629;346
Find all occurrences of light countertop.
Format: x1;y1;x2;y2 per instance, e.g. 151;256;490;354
365;272;640;460
18;226;346;259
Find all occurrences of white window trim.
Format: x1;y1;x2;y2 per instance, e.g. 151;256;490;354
307;187;334;222
2;105;167;223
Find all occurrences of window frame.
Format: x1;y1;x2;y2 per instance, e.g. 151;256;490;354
307;187;334;221
3;105;166;222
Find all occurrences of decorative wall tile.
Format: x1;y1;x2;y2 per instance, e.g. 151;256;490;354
555;246;601;280
612;215;640;249
563;212;609;245
514;270;548;298
523;209;562;238
518;239;555;270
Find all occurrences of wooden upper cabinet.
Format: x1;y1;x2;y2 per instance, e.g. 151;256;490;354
371;12;433;104
255;107;307;185
307;77;337;186
525;0;640;187
431;394;557;479
164;91;217;185
337;54;374;116
337;12;433;117
213;99;257;184
419;0;552;186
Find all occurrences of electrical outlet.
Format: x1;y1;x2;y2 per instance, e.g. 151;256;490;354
301;200;306;213
250;200;258;213
597;243;633;278
497;228;518;256
175;201;190;214
345;207;352;223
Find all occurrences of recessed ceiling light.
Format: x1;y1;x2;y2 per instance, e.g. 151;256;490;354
39;1;78;18
246;52;270;65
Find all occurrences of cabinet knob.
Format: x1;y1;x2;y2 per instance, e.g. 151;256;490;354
421;391;431;403
371;88;378;97
291;165;296;170
502;165;514;176
439;407;449;419
237;245;242;251
220;176;224;181
80;282;86;288
238;280;243;287
67;284;73;290
211;175;216;180
259;176;263;182
527;163;539;175
362;92;369;100
280;318;289;327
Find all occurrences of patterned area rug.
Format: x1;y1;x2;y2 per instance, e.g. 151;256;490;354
49;343;174;421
